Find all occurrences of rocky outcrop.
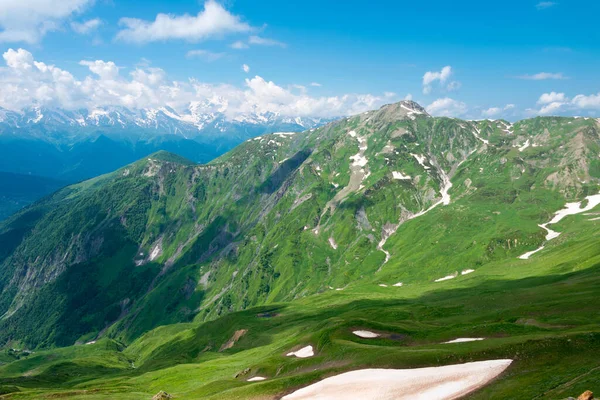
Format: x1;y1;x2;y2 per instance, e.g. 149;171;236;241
152;391;173;400
578;391;594;400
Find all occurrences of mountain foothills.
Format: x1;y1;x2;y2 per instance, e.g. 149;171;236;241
0;101;600;398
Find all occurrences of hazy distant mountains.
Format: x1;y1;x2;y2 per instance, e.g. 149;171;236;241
0;104;330;181
0;103;331;220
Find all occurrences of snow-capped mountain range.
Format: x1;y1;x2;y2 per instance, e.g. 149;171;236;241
0;103;334;184
0;104;331;142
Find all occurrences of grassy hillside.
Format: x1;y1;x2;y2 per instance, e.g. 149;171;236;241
0;231;599;398
0;102;598;398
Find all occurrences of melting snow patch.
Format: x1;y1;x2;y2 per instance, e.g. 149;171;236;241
353;330;380;339
392;171;411;180
287;345;314;358
85;341;96;345
518;139;530;152
435;273;458;282
281;359;513;400
379;284;388;287
461;269;475;275
247;377;267;382
393;282;404;287
444;338;485;344
519;192;600;259
149;245;161;261
471;126;490;144
411;153;430;169
519;246;545;260
350;153;368;167
329;237;338;250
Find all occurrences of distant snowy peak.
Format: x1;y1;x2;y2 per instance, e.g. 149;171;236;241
0;104;330;138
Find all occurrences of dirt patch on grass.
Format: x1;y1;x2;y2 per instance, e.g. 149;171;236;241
219;329;248;351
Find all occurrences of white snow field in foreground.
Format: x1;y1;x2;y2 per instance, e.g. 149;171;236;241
281;359;512;400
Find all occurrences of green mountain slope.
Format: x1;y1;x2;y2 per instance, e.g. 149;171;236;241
1;102;599;349
0;172;66;221
0;102;599;398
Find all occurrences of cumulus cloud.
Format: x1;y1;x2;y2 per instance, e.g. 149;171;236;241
537;92;566;104
536;1;557;10
71;18;102;34
481;104;517;118
482;107;502;118
425;98;467;117
248;35;286;47
422;66;459;94
79;60;120;79
115;0;252;44
310;82;322;87
0;0;93;43
230;40;249;49
528;91;600;116
242;64;250;73
0;48;393;119
572;93;600;109
518;72;567;80
186;49;226;61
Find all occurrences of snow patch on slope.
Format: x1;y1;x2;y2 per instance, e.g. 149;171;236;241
519;193;600;259
281;359;513;400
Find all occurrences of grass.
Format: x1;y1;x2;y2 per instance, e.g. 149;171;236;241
1;228;599;398
0;115;599;398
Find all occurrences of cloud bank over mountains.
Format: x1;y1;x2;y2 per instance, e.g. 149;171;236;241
0;48;597;121
0;48;392;119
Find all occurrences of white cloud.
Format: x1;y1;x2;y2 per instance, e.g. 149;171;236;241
71;18;102;34
115;0;252;44
310;82;322;87
518;72;567;80
0;48;392;119
538;102;564;115
404;94;413;101
446;81;461;91
423;66;457;94
186;49;226;61
481;103;516;118
384;92;396;98
79;60;120;79
571;93;600;110
248;35;286;48
0;0;93;43
482;107;502;117
3;48;34;70
529;91;600;115
242;64;250;73
425;98;467;117
537;92;566;104
536;2;557;10
230;40;249;49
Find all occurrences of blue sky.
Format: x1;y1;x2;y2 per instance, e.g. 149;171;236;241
0;0;599;120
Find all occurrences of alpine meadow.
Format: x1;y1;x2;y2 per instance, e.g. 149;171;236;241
0;0;599;399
